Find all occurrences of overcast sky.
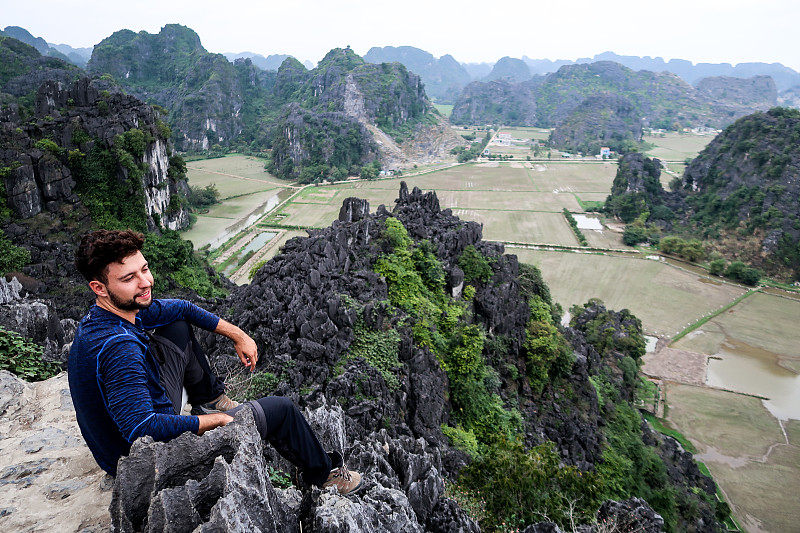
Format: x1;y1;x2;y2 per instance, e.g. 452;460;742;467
3;0;798;71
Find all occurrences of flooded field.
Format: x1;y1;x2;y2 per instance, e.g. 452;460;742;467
707;339;800;421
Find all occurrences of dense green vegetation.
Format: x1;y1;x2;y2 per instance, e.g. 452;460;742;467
682;108;800;279
568;300;724;532
373;218;522;450
266;111;374;183
605;153;666;224
0;326;61;381
606;109;799;281
363;217;714;531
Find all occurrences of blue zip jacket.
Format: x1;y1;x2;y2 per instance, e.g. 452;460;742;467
68;299;220;475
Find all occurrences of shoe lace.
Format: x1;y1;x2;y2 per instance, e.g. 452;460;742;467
330;464;352;482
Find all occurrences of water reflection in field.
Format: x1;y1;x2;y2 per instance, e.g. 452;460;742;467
206;194;281;249
706;338;800;420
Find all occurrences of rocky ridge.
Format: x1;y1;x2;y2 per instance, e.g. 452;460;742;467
0;183;725;531
549;93;643;154
681;107;800;278
0;36;81;106
451;61;773;131
364;46;473;104
1;77;189;229
87;24;273;152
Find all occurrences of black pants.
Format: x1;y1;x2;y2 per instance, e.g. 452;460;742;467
151;320;335;487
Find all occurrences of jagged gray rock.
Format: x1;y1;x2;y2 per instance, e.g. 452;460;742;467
0;371;111;532
111;407;299;533
110;402;477;533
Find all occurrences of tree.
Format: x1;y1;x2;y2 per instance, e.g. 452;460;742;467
708;259;726;276
680;241;705;262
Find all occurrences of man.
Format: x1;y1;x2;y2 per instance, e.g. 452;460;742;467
68;229;361;494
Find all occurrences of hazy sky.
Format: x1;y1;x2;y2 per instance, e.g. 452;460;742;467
3;0;798;71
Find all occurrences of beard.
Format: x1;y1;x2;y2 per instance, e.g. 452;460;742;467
108;287;153;311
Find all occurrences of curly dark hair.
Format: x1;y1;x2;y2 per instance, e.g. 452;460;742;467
75;229;145;283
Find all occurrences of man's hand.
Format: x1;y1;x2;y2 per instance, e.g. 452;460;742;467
197;412;233;435
214;318;259;371
233;333;258;371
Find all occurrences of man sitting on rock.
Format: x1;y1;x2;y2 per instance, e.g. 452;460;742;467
68;229;362;494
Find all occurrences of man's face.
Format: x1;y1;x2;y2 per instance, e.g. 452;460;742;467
98;251;155;311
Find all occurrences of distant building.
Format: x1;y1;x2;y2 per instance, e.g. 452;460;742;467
600;147;611;158
483;149;491;156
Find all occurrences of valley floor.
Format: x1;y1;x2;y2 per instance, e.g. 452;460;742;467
181;153;800;533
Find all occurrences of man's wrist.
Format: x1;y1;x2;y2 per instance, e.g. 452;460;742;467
196;412;233;435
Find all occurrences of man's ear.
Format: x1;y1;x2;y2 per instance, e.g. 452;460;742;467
89;280;107;298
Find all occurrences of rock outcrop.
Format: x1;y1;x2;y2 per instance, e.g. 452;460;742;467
364;46;472;104
452;60;774;130
0;77;189;230
0;35;80;102
451;79;539;126
0;371;111;532
695;75;778;109
109;406;478;533
680;107;800;278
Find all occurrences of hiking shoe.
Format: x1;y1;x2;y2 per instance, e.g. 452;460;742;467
323;464;363;495
191;394;239;415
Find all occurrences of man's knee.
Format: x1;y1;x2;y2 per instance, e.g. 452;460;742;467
264;396;295;418
155;320;192;348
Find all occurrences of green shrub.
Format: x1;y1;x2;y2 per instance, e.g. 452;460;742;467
34;138;62;156
724;261;761;286
445;324;485;377
247;371;281;398
441;425;480;458
0;232;31;273
708;258;726;276
458;245;493;283
382;217;412;251
461;438;601;531
462;284;476;301
0;327;61;381
524;295;574;394
344;318;402;390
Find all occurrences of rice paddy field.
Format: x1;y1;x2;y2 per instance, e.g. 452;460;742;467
511;250;747;336
666;384;800;533
644;132;715;161
181;155;292;248
498;127;552;142
265;162;620;246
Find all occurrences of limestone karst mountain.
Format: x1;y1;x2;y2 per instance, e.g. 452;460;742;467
364;45;472;104
451;60;770;131
87;27;460;177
